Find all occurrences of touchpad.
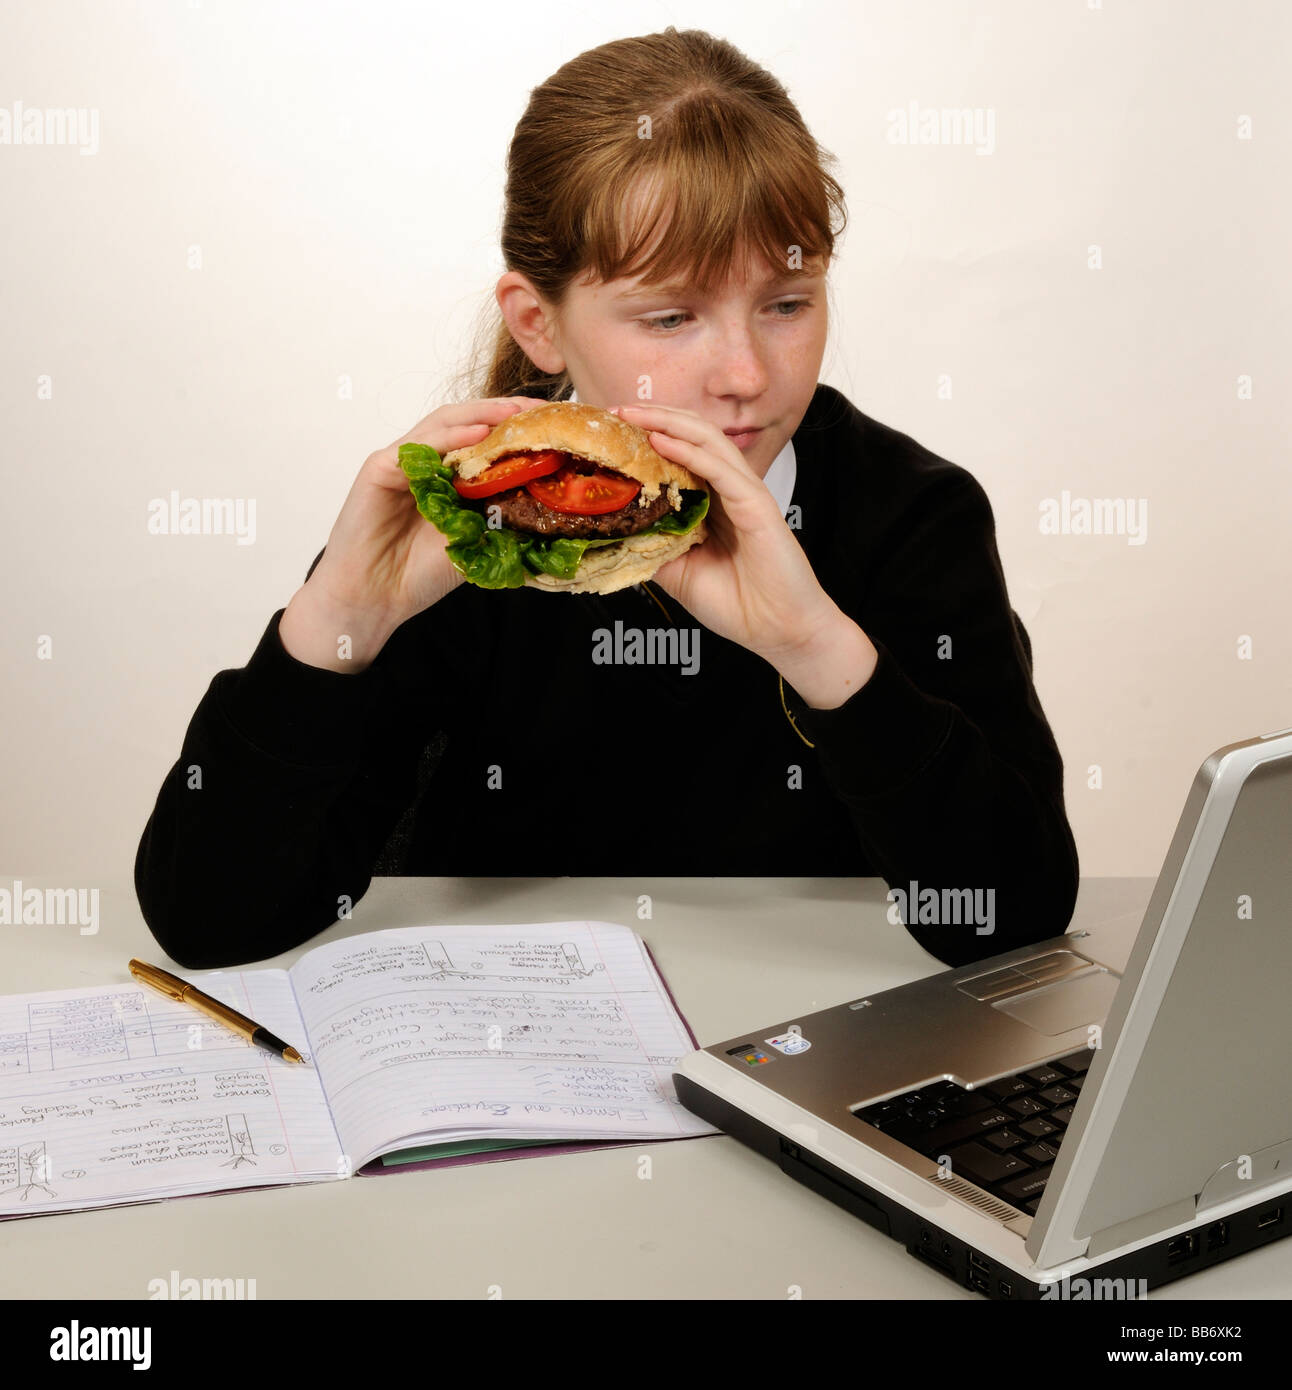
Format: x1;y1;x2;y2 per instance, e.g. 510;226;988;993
991;970;1121;1035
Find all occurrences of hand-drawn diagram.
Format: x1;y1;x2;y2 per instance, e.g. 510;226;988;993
0;1141;58;1202
421;939;604;983
218;1112;257;1169
0;979;344;1217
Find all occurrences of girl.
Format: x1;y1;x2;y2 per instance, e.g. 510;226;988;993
136;27;1079;971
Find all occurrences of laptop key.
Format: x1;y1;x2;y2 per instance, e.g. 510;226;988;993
1018;1115;1059;1138
1024;1196;1043;1215
1037;1084;1078;1106
1005;1094;1049;1118
939;1089;995;1116
981;1075;1032;1101
1051;1104;1077;1125
982;1127;1027;1151
913;1109;1015;1154
944;1141;1030;1187
1021;1141;1060;1164
1000;1164;1054;1201
867;1118;931;1148
1022;1064;1065;1087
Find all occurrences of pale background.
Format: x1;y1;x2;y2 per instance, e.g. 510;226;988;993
1;0;1288;885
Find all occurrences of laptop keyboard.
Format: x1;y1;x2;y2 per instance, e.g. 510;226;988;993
852;1050;1093;1216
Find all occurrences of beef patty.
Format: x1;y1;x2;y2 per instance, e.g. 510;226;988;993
476;478;679;539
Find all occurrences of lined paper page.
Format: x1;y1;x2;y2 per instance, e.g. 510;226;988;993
289;922;716;1169
0;972;344;1218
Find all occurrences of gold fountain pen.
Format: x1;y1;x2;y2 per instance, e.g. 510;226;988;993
129;959;304;1062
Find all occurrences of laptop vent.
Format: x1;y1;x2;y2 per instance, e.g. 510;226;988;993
925;1173;1019;1223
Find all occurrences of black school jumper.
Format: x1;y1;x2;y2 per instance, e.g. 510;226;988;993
135;383;1080;970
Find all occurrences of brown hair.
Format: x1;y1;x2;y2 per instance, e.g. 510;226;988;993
450;27;848;403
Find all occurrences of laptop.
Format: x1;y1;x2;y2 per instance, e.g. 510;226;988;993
673;728;1292;1299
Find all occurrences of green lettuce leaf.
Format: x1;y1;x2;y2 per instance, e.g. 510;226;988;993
398;443;710;589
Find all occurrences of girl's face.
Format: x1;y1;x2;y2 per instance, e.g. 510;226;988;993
501;252;828;479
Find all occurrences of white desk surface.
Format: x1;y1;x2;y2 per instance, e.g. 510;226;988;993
2;875;1288;1300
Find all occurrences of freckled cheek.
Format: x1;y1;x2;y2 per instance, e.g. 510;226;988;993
583;322;647;398
785;321;827;374
625;339;681;393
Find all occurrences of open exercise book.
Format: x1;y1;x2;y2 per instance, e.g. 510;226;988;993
0;921;717;1219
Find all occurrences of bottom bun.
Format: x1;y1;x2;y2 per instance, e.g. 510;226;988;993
522;519;710;595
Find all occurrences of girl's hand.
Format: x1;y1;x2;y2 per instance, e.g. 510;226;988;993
309;396;551;628
280;396;548;672
612;402;844;665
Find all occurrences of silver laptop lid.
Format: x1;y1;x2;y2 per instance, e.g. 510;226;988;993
1028;729;1292;1268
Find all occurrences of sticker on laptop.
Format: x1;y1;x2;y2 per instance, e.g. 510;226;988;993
726;1044;772;1066
765;1029;811;1056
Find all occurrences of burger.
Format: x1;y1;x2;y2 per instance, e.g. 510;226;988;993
398;401;710;594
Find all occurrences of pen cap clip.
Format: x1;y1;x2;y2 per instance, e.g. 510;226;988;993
128;959;187;1001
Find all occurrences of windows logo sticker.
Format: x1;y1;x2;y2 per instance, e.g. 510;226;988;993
727;1044;771;1067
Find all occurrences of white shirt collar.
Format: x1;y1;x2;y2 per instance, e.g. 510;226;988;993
568;387;796;516
762;436;797;517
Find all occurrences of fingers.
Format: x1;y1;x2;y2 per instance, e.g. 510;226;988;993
613;403;764;506
395;397;550;452
369;397;551;492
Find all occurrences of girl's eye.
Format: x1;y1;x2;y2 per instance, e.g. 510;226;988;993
641;312;690;333
638;300;813;333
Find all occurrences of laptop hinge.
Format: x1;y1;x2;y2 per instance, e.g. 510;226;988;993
1196;1135;1292;1216
1086;1135;1292;1257
1084;1195;1196;1261
1080;1138;1292;1260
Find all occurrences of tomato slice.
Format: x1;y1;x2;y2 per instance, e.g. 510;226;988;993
526;462;642;515
453;450;564;499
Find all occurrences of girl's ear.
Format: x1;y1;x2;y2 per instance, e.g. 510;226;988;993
496;271;565;376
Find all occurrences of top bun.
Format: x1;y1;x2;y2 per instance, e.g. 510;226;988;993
446;400;706;505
